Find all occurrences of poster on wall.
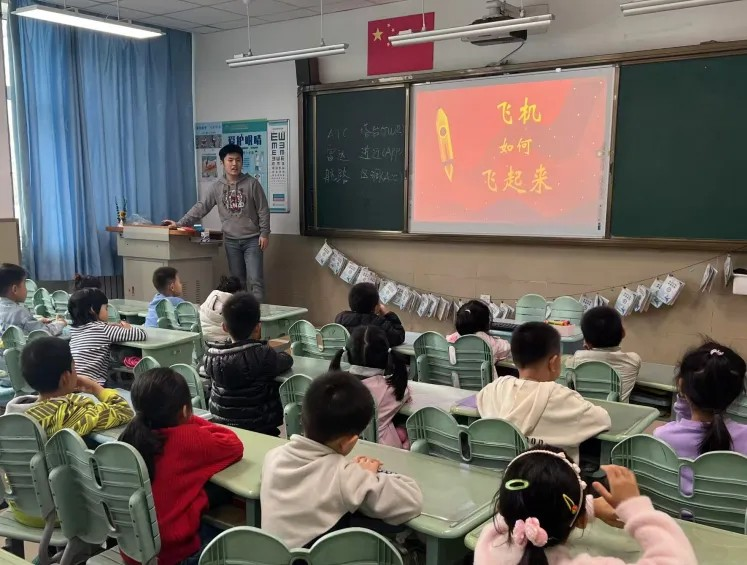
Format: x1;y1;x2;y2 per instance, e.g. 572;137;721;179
194;119;290;214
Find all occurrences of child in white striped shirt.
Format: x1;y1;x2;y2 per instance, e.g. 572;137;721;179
69;289;147;385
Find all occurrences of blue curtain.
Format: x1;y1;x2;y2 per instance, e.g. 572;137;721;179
9;0;195;280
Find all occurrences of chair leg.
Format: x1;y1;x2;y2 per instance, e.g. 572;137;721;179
5;538;24;558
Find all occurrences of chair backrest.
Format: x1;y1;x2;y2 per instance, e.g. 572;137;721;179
45;430;160;564
0;414;54;526
106;304;121;324
515;294;548;323
49;291;69;316
414;332;492;391
548;296;584;325
727;395;747;425
289;321;350;360
171;363;207;409
611;434;747;533
24;279;37;293
27;329;49;343
175;302;199;330
566;361;622;401
24;280;37;311
134;356;161;379
154;299;178;330
4;348;33;394
2;326;26;349
406;407;527;470
199;526;403;565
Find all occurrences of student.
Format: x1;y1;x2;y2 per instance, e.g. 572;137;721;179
655;341;747;492
0;263;66;335
6;337;133;436
261;371;423;548
144;267;184;328
68;288;147;385
566;306;642;403
335;282;405;347
204;292;292;435
199;275;243;343
447;299;510;365
329;325;411;449
120;368;243;565
73;274;102;290
474;447;697;565
476;322;610;462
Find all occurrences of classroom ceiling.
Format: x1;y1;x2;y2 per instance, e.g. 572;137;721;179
42;0;407;34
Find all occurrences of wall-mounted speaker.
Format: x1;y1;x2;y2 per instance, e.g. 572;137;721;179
295;58;320;87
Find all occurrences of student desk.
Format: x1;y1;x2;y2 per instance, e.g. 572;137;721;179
450;397;659;464
464;516;747;564
260;304;308;340
0;549;30;565
109;299;150;322
275;356;335;383
115;327;198;367
488;329;584;354
210;427;500;565
400;381;476;417
636;362;676;392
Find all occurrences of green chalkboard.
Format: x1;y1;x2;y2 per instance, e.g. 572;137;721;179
307;86;407;232
611;54;747;240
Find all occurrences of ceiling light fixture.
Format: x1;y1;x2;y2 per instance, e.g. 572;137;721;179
620;0;742;16
390;13;553;47
13;3;163;39
227;0;347;69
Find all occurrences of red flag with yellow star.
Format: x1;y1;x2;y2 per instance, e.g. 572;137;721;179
367;13;435;76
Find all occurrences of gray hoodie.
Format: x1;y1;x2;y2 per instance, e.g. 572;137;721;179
178;174;270;239
5;394;40;413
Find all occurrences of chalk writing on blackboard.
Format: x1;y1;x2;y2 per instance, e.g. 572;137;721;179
360;123;404;139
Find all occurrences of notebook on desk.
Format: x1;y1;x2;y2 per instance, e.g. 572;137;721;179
456;395;478;409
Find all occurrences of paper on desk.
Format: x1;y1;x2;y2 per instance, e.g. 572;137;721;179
456;395;478;409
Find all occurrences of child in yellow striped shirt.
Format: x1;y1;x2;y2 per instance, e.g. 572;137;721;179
6;337;133;436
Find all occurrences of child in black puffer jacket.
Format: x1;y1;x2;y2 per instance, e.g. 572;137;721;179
334;283;405;347
203;292;293;436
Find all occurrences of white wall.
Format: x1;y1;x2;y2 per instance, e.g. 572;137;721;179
193;0;747;234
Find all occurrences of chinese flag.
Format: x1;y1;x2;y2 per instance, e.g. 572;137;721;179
368;13;435;76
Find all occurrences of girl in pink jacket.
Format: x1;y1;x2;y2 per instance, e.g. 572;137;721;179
447;300;510;369
474;447;697;565
329;325;411;449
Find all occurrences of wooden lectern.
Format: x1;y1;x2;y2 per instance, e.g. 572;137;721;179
107;226;222;303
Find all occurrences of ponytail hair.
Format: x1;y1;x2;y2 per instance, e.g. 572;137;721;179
73;273;102;291
338;326;410;401
119;368;192;480
677;340;747;456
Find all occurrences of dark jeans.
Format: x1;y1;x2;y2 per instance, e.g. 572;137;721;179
178;523;223;565
224;236;265;302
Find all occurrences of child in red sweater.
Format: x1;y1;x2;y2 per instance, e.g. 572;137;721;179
119;368;243;565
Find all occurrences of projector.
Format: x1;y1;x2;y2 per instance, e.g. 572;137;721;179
464;15;527;46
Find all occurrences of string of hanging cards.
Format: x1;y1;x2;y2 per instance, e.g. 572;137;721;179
315;241;738;322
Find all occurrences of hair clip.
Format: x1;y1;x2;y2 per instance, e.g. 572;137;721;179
711;349;724;357
504;479;530;491
562;494;579;514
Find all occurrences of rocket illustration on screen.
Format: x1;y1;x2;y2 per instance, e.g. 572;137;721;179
437;108;454;182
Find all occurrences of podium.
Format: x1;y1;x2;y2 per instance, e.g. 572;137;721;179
107;226;222;303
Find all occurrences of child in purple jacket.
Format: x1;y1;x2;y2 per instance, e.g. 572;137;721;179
655;340;747;493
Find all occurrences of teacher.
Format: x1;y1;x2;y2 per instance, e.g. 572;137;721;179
163;143;270;302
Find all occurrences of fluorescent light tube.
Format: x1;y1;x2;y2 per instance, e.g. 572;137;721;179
390;14;554;46
13;5;163;39
621;0;742;16
227;43;348;68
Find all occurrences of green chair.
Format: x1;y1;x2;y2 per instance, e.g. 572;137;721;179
406;407;527;471
414;332;492;391
45;430;160;565
565;361;622;401
611;434;747;533
2;326;26;349
175;302;199;330
0;414;66;563
32;289;54;317
548;296;584;325
280;373;377;442
727;395;747;425
4;348;33;395
154;299;179;330
515;294;548;323
106;304;122;324
171;363;207;409
134;356;161;380
199;526;403;565
50;291;69;317
24;280;37;311
289;320;350;360
27;329;49;343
